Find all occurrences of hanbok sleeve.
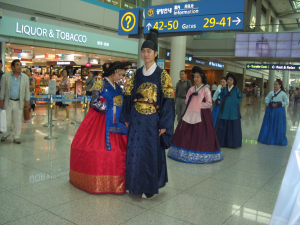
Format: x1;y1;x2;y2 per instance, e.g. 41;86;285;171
265;91;273;105
236;88;242;103
219;87;226;102
281;92;289;107
91;80;107;112
202;88;212;109
212;88;220;102
185;87;193;104
158;70;175;149
120;71;136;124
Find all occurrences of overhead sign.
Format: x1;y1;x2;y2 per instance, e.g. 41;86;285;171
246;64;300;71
11;49;33;54
118;8;142;35
45;54;58;60
144;0;245;34
86;63;91;67
57;61;71;65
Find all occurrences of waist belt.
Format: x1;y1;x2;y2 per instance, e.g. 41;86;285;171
10;98;20;101
133;98;160;113
177;97;186;99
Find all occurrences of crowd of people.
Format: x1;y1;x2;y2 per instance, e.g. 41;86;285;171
0;29;293;199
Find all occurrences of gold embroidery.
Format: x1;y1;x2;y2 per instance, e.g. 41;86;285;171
69;170;125;194
125;71;136;96
161;70;174;99
135;82;158;115
113;95;123;107
92;80;104;91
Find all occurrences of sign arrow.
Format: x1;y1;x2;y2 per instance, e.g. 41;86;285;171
146;23;152;31
232;17;241;25
247;65;250;68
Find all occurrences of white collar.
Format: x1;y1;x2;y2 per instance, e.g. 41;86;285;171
195;84;204;92
105;77;116;89
142;63;157;76
275;89;281;95
228;85;234;92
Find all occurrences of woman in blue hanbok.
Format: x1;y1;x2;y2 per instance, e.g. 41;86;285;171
212;77;226;127
120;29;175;199
258;79;288;145
215;73;242;148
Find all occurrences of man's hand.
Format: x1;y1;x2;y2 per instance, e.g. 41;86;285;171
125;122;129;127
272;103;277;108
24;101;29;108
159;128;166;136
0;100;3;108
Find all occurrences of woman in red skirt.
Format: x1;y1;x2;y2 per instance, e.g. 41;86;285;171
168;66;224;164
69;61;131;194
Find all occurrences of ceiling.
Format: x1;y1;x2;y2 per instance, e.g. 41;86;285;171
5;43;137;66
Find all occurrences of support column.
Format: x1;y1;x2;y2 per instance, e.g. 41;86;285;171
223;64;227;77
273;18;279;32
0;42;5;72
266;9;272;32
169;0;186;87
137;28;144;68
260;75;265;97
267;69;276;94
283;70;289;91
242;68;246;91
255;0;262;32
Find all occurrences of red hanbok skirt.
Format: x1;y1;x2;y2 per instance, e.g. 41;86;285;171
69;108;127;194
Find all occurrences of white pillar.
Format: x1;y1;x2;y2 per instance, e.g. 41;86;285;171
137;37;144;68
0;42;5;72
169;0;186;87
267;69;276;94
255;0;262;32
283;70;289;91
266;9;272;32
273;18;279;32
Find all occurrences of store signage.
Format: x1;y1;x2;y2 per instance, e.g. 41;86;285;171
16;22;87;43
121;1;136;9
61;54;74;61
104;0;121;8
21;58;32;62
209;61;224;68
144;0;245;34
86;63;91;67
45;54;58;60
11;48;33;54
235;33;300;58
1;16;138;55
57;61;71;65
157;59;165;69
118;8;142;35
246;64;300;71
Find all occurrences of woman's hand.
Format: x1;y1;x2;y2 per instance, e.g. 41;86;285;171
272;103;277;108
159;128;166;136
125;122;129;127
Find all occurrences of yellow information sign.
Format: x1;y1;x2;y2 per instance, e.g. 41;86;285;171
121;12;136;32
118;8;140;35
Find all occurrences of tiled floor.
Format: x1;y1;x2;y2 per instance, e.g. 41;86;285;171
0;98;298;225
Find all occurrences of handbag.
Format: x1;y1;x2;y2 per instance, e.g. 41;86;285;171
0;109;7;133
23;107;30;121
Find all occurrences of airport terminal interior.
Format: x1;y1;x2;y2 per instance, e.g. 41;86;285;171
1;0;300;224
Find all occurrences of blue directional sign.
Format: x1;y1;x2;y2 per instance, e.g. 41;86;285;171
144;0;246;34
246;64;300;71
118;8;141;35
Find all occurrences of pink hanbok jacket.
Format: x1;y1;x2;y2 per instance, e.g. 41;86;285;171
182;86;212;124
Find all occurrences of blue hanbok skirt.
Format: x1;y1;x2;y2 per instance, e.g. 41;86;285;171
258;106;287;146
216;118;242;148
212;103;220;127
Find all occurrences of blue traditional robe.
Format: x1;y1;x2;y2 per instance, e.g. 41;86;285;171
120;66;175;195
258;90;289;145
212;88;222;126
215;85;242;148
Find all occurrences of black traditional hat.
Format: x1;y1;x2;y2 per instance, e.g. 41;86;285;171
141;29;158;51
191;66;207;85
226;72;238;86
102;61;132;77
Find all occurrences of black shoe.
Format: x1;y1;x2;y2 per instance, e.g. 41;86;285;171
142;193;156;199
13;139;21;144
